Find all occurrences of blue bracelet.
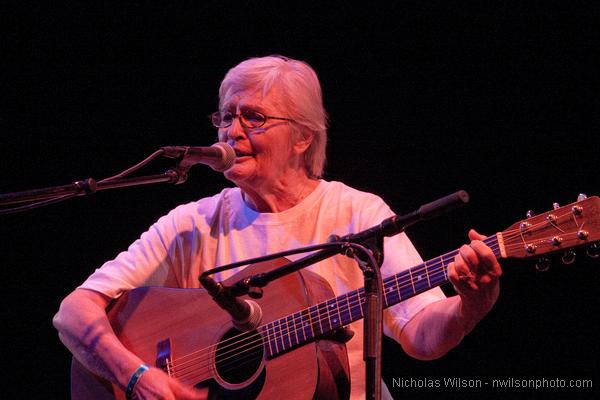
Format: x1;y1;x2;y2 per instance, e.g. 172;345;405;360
125;364;149;399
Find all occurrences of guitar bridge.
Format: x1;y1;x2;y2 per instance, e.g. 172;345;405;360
156;338;173;376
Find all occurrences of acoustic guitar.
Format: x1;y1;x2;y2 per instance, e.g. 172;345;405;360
71;196;600;399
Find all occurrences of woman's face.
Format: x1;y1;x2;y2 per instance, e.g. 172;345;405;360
218;88;302;189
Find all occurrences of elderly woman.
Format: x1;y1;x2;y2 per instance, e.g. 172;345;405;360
54;55;501;399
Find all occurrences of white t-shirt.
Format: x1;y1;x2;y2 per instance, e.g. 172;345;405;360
80;180;446;398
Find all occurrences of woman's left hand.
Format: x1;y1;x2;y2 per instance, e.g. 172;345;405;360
448;229;502;326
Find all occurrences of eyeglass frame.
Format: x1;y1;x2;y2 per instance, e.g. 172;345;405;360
210;110;295;129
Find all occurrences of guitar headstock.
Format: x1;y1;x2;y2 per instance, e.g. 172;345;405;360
499;195;600;259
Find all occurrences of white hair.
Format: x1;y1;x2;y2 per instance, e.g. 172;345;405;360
219;55;328;178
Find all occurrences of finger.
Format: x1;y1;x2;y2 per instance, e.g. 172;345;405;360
134;369;176;400
469;240;502;278
454;253;471;278
458;244;479;275
172;381;205;400
448;260;460;283
450;253;478;291
468;228;487;241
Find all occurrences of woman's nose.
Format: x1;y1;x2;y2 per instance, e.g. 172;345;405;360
222;116;246;143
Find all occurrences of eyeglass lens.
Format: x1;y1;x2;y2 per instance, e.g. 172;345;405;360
215;111;266;128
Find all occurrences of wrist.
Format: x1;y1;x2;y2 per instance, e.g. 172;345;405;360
457;293;495;334
125;364;149;399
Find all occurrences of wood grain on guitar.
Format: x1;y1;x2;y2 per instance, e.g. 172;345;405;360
71;196;599;399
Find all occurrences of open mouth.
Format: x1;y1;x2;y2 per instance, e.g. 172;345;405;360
234;150;254;157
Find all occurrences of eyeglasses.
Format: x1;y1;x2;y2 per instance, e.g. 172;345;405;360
210;110;294;129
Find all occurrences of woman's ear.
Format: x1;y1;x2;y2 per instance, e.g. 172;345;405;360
293;130;314;155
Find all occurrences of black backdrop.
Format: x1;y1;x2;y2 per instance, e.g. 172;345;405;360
2;2;599;399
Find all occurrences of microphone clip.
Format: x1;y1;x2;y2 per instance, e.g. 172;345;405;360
199;274;264;331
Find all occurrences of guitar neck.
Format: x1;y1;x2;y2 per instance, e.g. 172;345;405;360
260;235;502;358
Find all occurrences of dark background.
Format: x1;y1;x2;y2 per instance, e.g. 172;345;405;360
2;2;599;399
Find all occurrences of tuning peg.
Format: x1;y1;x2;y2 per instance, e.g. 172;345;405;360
526;210;535;218
586;242;600;259
553;202;560;210
561;250;576;265
577;193;588;201
534;257;551;272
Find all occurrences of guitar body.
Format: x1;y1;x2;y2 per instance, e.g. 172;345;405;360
70;196;600;399
71;258;350;399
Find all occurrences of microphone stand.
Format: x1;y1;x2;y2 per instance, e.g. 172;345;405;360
0;171;180;204
0;147;198;215
213;238;385;399
200;240;382;397
0;170;184;215
200;190;470;400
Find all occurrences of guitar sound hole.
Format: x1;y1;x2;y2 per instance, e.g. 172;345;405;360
215;328;264;385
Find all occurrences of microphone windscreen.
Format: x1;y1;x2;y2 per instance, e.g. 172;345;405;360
211;142;236;171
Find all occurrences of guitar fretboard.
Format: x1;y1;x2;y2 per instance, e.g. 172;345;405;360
259;235;501;358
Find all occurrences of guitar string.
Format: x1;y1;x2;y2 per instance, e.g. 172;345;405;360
169;249;454;371
175;231;592;384
170;228;544;381
166;250;462;382
171;246;496;383
170;228;559;382
169;241;501;382
179;248;595;383
169;208;578;368
169;255;458;383
176;221;593;385
169;248;459;365
190;218;591;383
171;238;498;367
176;349;267;386
166;209;584;383
171;232;506;367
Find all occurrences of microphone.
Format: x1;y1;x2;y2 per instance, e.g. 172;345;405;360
199;275;263;331
161;143;235;172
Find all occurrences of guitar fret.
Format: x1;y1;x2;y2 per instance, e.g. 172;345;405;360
382;284;390;307
293;311;304;345
326;299;340;330
282;314;292;350
263;235;504;359
319;301;332;333
412;264;430;294
398;270;415;299
269;323;276;357
408;267;416;294
293;311;303;344
383;287;392;305
442;255;450;281
324;302;331;333
429;257;449;286
424;259;432;287
429;271;447;287
339;294;350;325
391;274;401;303
289;313;299;347
261;323;274;358
334;298;342;328
304;308;314;340
344;291;353;320
345;291;353;322
358;291;365;316
310;304;322;336
272;320;282;354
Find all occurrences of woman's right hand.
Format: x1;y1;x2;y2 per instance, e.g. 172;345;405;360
131;366;205;400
